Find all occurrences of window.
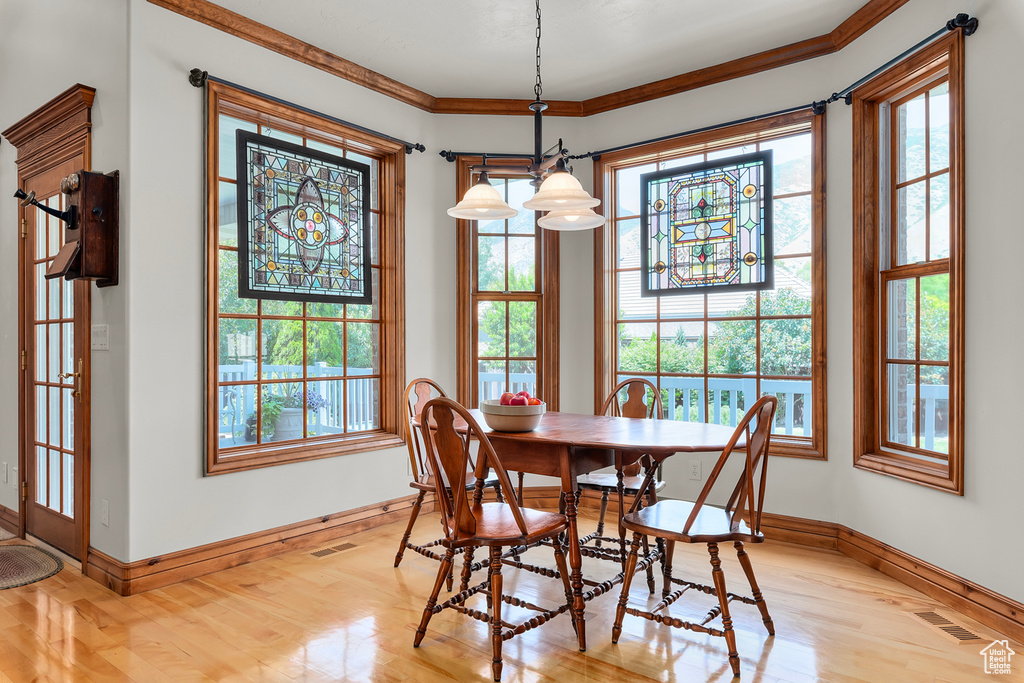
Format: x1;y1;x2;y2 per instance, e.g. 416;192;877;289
852;31;964;493
206;81;405;474
455;157;559;408
595;110;826;458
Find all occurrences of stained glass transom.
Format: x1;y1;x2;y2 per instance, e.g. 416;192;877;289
237;131;371;304
641;152;773;296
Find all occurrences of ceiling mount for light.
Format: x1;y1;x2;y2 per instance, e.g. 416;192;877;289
445;0;604;231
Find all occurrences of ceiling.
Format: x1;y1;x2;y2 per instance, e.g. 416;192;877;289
206;0;871;101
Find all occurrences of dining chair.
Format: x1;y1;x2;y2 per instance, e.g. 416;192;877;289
413;397;576;682
394;378;505;578
576;378;665;587
611;395;778;678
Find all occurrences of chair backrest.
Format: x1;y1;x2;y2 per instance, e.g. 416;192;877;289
403;378;448;481
419;397;528;542
682;395;778;537
602;378;663;476
601;378;664;420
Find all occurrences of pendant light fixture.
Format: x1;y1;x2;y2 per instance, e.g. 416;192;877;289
445;0;604;230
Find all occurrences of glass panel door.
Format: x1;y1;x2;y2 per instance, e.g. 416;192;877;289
23;165;86;559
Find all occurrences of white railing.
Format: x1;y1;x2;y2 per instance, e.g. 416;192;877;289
478;372;538;403
655;376;811;436
906;383;950;451
218;362;378;444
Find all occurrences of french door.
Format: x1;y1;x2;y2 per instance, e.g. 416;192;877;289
21;159;89;560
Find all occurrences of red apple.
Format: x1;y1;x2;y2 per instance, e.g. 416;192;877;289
509;395;529;406
527;397;542;405
515;390;531;399
499;392;515;406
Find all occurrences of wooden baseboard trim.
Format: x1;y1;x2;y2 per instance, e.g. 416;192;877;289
78;485;1024;645
0;503;18;536
760;512;840;550
836;527;1024;644
758;512;1023;643
84;492;423;595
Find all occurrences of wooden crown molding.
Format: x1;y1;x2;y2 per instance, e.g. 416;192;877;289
147;0;909;117
2;83;96;165
147;0;436;112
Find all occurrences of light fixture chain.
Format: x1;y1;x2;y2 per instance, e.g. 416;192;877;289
534;0;543;100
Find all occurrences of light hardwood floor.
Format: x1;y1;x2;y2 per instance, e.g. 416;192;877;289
0;511;1016;682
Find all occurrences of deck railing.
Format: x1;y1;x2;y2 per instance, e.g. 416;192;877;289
218;362;377;444
218;365;948;448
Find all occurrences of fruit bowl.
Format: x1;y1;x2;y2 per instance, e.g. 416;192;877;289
479;399;546;432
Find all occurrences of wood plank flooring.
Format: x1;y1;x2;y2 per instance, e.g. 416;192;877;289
0;511;1016;682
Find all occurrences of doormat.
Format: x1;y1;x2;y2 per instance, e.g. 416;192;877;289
0;544;64;589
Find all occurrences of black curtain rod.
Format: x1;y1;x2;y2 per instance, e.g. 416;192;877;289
188;69;426;155
571;103;814;161
567;13;978;162
812;13;978;111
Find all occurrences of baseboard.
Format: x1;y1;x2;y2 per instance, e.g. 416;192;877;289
760;512;840;550
78;485;1024;645
84;492;423;595
0;503;18;535
760;512;1023;643
836;526;1024;644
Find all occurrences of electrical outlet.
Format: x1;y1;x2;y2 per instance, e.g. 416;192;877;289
689;459;702;480
101;499;110;526
1;462;6;483
10;467;16;487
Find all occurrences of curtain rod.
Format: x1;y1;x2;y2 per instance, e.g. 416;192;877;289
568;13;978;161
188;69;426;155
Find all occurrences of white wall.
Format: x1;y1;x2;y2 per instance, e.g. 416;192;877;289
830;0;1024;604
3;0;1022;606
0;0;132;558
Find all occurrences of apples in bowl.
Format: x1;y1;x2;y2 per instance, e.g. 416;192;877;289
480;391;546;432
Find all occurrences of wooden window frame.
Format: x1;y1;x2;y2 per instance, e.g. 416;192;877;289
593;109;827;459
455;157;559;410
205;81;405;475
851;31;965;494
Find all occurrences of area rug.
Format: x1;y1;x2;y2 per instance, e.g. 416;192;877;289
0;544;64;589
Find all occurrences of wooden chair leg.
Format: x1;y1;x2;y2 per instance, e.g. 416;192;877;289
394;490;426;567
640;534;656;593
517;471;525;504
707;542;740;677
414;546;455;648
489;546;504;682
595;491;609;547
612;532;644;644
735;541;775;635
459;546;476;593
662;539;675;598
551;534;578;635
493;482;504;503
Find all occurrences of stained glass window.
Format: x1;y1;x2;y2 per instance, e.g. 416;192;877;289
640;151;773;296
236;131;371;304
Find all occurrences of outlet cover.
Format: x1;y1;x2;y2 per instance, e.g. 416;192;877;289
91;324;109;350
689;459;702;480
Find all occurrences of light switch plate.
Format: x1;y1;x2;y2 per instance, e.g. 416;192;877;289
91;324;109;350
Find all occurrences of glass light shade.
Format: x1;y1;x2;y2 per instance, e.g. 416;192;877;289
537;207;606;231
447;180;518;220
522;171;601;211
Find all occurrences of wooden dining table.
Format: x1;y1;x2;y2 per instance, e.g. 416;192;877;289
468;409;741;652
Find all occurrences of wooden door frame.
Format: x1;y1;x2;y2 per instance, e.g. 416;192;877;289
2;84;95;564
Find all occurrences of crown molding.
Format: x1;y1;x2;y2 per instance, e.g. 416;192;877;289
148;0;909;117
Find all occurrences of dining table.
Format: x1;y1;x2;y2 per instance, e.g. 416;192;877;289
467;409;741;652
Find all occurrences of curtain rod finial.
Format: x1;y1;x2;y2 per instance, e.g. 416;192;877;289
947;13;978;36
189;69;209;88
